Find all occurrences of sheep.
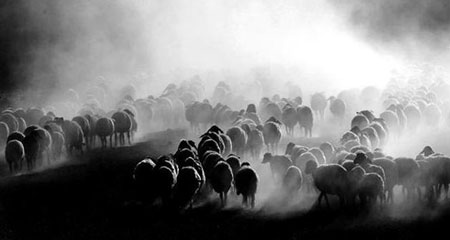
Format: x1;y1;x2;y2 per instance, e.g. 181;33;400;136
174;148;197;166
198;139;221;163
55;118;84;154
281;105;298;135
262;152;293;183
296;106;313;137
351;114;370;131
176;139;197;153
72;116;91;149
220;134;232;157
425;156;450;200
358;173;385;207
350;145;370;154
112;111;132;146
334;150;350;164
0;113;19;132
343;140;360;152
285;142;297;155
347;166;366;204
95;117;115;148
295;152;318;172
5;140;25;173
282;166;303;200
305;161;350;208
361;127;380;149
311;92;327;120
84;114;98;147
416;160;433;201
340;131;359;145
359;134;372;148
22;131;40;170
6;131;25;143
235;164;259;208
185;101;213;133
16;117;27;132
404;104;421;131
38;115;53;128
260;102;282;122
181;157;205;189
226;155;241;178
246;128;264;160
394;157;420;199
263;120;282;153
328;97;346;119
210;161;234;206
133;158;157;202
419;146;435;157
24;108;45;126
320;142;335;163
309;147;326;164
43;122;63;135
0;122;9;147
341;160;356;172
202;151;223;181
226;126;247;156
351;126;361;136
387;104;407;134
290;145;309;163
357;110;376;123
246;104;257;114
373;149;386;159
199;131;225;154
50;131;65;160
369;122;387;147
154;166;177;206
244;111;261;126
173;166;202;209
372;158;398;203
380;110;400;138
22;126;52;166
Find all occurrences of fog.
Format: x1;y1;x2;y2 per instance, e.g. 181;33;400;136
0;0;406;109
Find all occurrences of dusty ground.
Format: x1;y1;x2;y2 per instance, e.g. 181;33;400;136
0;128;449;239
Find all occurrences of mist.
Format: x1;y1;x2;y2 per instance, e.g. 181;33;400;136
329;0;450;62
0;0;404;109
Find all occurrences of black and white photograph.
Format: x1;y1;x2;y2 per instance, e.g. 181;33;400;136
1;0;450;239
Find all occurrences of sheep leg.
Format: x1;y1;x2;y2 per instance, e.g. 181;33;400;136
127;131;131;145
224;192;228;206
317;192;324;207
444;184;449;199
251;194;255;208
388;188;394;204
242;195;247;207
339;196;345;208
8;163;12;174
47;149;51;165
114;133;118;147
324;194;331;209
219;192;224;207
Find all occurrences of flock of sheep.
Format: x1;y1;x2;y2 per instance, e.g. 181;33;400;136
2;71;450;212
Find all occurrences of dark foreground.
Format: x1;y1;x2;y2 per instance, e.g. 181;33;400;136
0;129;449;240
